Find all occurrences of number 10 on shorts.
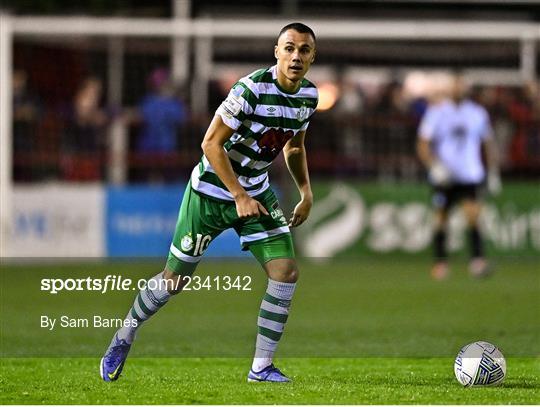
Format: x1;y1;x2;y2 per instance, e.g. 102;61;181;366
181;233;212;256
194;234;211;256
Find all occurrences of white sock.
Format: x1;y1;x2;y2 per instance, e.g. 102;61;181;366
251;279;296;372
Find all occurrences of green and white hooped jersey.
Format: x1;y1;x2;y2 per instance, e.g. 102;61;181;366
191;65;318;201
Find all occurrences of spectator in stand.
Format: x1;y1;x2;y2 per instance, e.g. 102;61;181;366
134;68;187;182
474;86;513;170
374;81;418;180
13;69;42;181
333;79;364;172
523;81;540;163
508;82;540;169
62;76;108;181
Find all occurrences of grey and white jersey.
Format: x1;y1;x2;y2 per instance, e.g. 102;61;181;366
419;99;493;184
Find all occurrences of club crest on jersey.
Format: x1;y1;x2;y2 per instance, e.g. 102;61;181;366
180;234;194;251
296;105;309;122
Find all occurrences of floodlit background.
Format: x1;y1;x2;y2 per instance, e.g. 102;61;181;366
1;0;539;385
0;1;538;259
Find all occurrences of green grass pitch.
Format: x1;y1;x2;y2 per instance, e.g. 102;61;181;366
2;357;538;404
1;257;539;404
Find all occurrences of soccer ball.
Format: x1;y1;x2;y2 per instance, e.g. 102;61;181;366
454;341;506;387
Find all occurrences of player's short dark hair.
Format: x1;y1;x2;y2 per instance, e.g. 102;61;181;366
278;22;316;43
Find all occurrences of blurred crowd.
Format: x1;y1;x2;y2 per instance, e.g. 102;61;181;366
12;67;540;183
313;77;540;180
13;67;190;183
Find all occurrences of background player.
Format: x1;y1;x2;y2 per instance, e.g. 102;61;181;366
417;73;501;280
100;22;318;383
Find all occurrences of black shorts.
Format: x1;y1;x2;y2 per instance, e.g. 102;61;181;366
432;183;483;210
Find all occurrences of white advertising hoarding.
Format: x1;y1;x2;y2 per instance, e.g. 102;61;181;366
8;184;105;257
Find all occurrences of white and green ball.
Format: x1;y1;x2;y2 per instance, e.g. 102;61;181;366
454;341;506;387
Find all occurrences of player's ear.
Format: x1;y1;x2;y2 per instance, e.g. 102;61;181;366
274;45;279;60
310;50;316;64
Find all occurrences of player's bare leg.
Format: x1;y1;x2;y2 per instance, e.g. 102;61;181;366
265;258;299;283
162;268;190;294
462;199;490;277
431;208;450;280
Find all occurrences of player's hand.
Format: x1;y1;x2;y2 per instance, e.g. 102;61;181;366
288;197;312;228
234;193;269;219
429;161;451;186
487;170;502;196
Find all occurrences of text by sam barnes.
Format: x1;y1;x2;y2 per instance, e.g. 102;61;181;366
40;315;138;330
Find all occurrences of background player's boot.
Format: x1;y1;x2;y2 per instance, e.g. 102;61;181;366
100;333;132;382
469;257;491;278
431;261;449;280
248;364;291;383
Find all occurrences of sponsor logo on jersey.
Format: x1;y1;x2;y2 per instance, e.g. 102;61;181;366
257;128;294;160
452;123;467;138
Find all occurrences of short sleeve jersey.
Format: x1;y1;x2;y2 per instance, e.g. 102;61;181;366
191;65;318;201
418;99;493;184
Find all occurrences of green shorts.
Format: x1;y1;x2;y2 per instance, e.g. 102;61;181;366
166;182;295;275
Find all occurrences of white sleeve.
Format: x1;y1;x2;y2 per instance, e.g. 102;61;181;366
418;107;438;141
215;82;255;131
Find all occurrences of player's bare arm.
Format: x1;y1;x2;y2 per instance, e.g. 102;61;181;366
417;137;451;186
283;131;313;227
201;115;269;218
481;136;499;173
416;138;434;168
481;136;502;194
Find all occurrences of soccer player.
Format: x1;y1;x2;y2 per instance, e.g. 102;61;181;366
417;74;501;280
100;22;318;383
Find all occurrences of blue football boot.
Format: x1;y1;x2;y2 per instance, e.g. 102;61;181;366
100;334;131;382
248;364;291;383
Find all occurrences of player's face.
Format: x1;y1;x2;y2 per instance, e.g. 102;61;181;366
274;29;316;88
